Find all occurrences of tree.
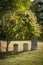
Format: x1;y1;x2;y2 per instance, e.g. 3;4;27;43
0;0;40;52
30;0;43;41
0;0;31;53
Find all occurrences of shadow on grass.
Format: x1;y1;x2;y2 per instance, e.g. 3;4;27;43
0;51;24;59
0;50;35;59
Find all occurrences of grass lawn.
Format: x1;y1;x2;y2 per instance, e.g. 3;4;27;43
0;42;43;65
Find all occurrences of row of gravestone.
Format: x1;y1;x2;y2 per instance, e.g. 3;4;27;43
0;36;37;53
13;43;37;53
13;43;28;53
13;42;37;53
13;36;37;53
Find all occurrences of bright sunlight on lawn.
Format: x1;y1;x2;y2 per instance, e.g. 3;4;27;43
0;42;43;65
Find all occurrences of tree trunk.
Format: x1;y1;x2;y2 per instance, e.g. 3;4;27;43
6;41;10;53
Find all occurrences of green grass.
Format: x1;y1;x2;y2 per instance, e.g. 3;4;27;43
0;42;43;65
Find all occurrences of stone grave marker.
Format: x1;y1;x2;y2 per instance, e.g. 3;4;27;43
23;43;28;51
0;42;1;52
13;44;18;53
31;36;37;50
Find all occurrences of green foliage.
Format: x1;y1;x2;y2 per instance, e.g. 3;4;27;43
0;0;31;16
30;1;43;40
0;10;40;40
0;0;40;40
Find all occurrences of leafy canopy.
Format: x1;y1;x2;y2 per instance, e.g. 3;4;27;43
0;0;40;40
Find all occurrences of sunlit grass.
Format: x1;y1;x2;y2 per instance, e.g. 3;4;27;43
0;42;43;65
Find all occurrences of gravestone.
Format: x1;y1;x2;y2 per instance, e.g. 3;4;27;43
31;36;37;50
0;42;1;52
23;43;28;51
13;44;18;53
